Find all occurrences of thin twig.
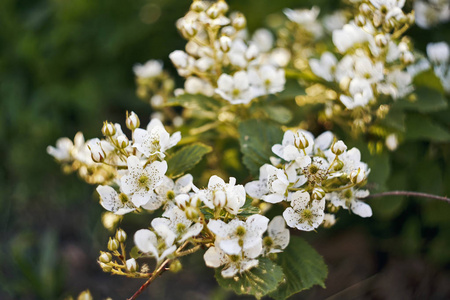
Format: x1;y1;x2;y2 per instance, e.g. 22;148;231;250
127;259;170;300
361;190;450;204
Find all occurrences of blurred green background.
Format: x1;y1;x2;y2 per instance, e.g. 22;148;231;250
1;0;450;299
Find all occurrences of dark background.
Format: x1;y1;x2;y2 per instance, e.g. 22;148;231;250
1;0;450;299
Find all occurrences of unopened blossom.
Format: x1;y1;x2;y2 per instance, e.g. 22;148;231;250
215;71;253;104
120;156;167;207
208;214;269;256
96;185;136;215
327;188;372;218
283;191;325;231
263;216;290;255
133;60;163;78
133;118;181;159
134;228;177;263
142;174;193;211
126;258;138;272
198;176;246;214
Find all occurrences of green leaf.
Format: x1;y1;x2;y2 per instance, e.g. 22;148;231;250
277;79;306;99
263;105;293;124
167;93;223;112
238;197;261;217
270;236;327;300
392;87;447;113
166;143;212;177
239;119;283;177
413;69;445;93
215;258;284;299
379;107;406;132
404;113;450;142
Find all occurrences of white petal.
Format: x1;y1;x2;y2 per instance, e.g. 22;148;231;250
221;264;239;278
283;207;300;229
179;223;204;243
351;201;372;218
239;259;259;273
247;214;269;235
134;229;158;256
219;239;242;255
262;193;285;204
207;219;229;237
204;246;227;268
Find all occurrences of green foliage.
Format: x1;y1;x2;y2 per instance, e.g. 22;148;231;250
404;113;450;142
262;105;293;124
167;94;224;113
166;143;212;177
393;87;447;113
238;119;283;177
215;258;284;299
238;198;261;217
270;236;328;300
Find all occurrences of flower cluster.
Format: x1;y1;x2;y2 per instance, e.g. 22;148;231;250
246;129;372;232
169;0;286;105
414;0;450;29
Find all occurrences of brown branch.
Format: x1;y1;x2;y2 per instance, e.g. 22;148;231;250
127;259;171;300
361;190;450;204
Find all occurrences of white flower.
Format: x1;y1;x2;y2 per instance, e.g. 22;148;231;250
245;164;291;204
184;76;215;97
227;39;249;68
340;78;374;109
323;10;347;32
283;191;325;231
326;147;370;178
283;6;320;25
120;156;167;207
269;48;291;67
169;50;189;69
333;23;371;53
309;52;338;82
133;118;181;159
272;130;314;162
134;228;177;263
248;65;286;96
327;188;372;218
377;69;413;99
47;137;74;161
322;213;336;228
353;55;384;84
208;214;269;256
198;176;246;214
263;216;290;254
203;245;259;278
133;60;163;78
152;207;203;243
251;29;274;53
215;71;253;104
142;174;193;211
96;185;136;215
126;258;138;272
427;42;450;65
385;133;399;151
414;1;450;29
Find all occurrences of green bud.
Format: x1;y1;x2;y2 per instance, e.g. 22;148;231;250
169;259;183;273
116;228;127;243
108;237;119;251
99;251;112;263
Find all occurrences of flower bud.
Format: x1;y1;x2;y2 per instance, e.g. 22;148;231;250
169;50;189;69
99;251;112;263
116;228;127;242
245;44;259;61
375;34;388;47
331;140;347;155
126;258;138;272
312;187;326;200
355;15;366;27
99;262;113;272
169;259;183;273
349;168;365;184
107;237;120;251
333;159;344;171
213;190;226;208
190;0;206;12
400;51;414;65
206;4;220;19
116;135;129;149
294;131;309;149
102;122;116;137
221;26;236;37
185;207;199;220
216;0;228;14
359;3;371;16
232;13;246;30
182;20;198;38
322;213;336;228
219;36;232;52
176;194;190;210
126;111;140;130
88;142;106;163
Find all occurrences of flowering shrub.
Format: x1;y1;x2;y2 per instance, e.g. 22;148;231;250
48;0;450;299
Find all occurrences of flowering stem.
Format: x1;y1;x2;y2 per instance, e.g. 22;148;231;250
361;190;450;203
127;258;171;300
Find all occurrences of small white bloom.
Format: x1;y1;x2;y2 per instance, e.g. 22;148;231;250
248;65;286;96
203;245;259;278
47;137;74;161
184;76;215;97
199;176;246;215
283;191;325;231
245;164;291;204
215;71;253;104
169;50;189;69
333;23;371;53
331;140;347;155
120;156;167;207
427;42;450;65
134;229;177;263
340;78;374;109
327;188;372;218
263;216;290;254
322;213;336;228
126;258;138;272
309;52;338;82
96;185;136;215
133;60;163;78
152;207;203;243
133;118;181;159
377;69;413;99
283;6;320;25
269;48;291;67
251;29;274;53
